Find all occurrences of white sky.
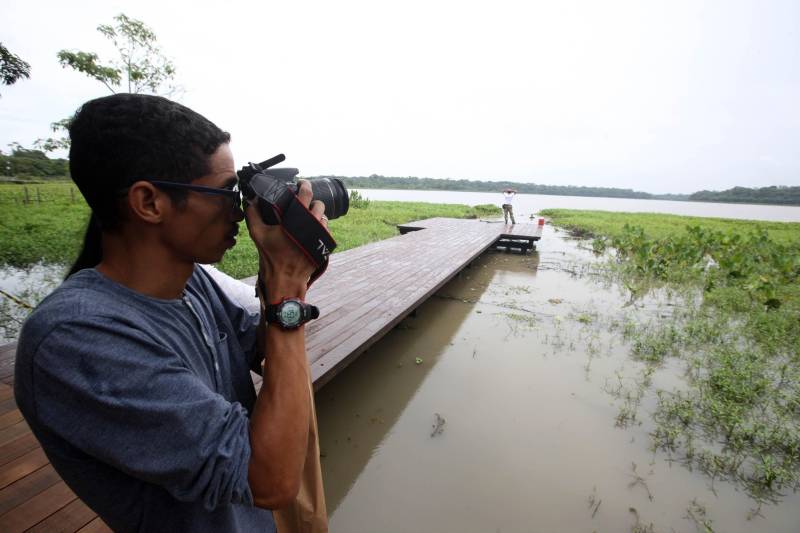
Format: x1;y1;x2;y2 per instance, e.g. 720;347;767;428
1;0;798;194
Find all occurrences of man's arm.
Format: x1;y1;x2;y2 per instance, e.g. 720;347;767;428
245;181;326;509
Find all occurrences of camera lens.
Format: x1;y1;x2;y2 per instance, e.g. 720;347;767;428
307;178;349;220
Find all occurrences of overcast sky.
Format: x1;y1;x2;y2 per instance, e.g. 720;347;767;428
1;0;798;194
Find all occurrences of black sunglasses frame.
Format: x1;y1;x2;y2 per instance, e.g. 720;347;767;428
143;180;242;213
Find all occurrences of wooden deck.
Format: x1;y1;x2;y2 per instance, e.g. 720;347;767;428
0;217;541;531
301;217;540;388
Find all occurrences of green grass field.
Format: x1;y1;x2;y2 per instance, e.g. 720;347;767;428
0;181;89;266
0;182;500;278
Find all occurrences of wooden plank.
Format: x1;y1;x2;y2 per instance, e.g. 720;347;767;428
0;397;17;417
0;343;15;386
0;421;29;449
0;448;48;490
311;234;491;316
305;260;431;347
312;239;489;326
26;497;97;533
306;267;436;355
3;449;41;498
0;384;12;401
0;409;23;431
76;516;112;533
0;433;38;467
0;465;60;516
0;481;76;532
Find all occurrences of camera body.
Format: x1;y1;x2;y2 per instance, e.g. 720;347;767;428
237;154;347;285
237;154;349;225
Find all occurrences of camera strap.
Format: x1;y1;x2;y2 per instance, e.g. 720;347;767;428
280;194;337;287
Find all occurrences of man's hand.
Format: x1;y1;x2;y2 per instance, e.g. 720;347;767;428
244;180;327;300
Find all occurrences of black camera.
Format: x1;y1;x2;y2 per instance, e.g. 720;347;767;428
237;154;349;225
237;154;347;285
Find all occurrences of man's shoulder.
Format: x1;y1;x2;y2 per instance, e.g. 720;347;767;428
18;269;158;352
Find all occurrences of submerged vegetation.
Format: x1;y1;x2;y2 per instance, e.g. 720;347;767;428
544;209;800;503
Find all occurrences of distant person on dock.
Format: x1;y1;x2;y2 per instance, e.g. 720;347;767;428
502;188;517;225
14;94;328;532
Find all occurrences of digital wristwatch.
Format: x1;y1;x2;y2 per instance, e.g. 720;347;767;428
264;297;320;330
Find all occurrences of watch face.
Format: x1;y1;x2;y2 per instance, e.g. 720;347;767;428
279;300;303;327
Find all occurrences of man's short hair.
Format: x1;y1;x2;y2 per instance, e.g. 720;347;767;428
68;93;231;229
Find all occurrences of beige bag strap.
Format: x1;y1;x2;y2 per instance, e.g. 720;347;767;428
274;378;328;533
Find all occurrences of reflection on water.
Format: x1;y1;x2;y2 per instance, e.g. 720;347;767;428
316;225;799;532
354;188;800;222
0;262;65;343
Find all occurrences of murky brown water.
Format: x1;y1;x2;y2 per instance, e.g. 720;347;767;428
316;225;800;532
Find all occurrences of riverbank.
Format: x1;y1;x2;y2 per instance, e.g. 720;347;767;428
355;188;800;222
539;208;800;244
542;208;800;505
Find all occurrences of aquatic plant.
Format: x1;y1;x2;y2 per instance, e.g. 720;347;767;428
546;209;800;503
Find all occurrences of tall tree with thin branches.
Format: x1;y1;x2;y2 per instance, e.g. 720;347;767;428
0;43;31;96
37;14;180;152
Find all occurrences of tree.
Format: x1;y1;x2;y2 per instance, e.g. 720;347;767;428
1;143;69;177
36;13;179;152
0;43;31;96
57;14;178;95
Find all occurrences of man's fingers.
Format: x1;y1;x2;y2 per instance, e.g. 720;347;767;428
244;204;267;233
310;200;327;227
245;204;280;243
296;180;313;208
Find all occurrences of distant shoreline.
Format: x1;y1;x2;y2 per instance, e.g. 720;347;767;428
2;174;798;207
347;185;800;208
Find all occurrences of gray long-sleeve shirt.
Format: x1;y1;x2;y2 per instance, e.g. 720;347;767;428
14;266;276;532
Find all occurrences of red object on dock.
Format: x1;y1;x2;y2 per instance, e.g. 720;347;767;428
538;217;545;226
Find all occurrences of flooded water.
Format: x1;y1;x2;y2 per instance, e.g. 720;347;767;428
0;262;65;343
354;189;800;222
315;225;800;532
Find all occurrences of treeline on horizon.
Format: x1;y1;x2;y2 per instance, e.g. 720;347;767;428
1;149;798;206
332;174;687;200
688;186;800;205
0;147;68;178
330;175;800;206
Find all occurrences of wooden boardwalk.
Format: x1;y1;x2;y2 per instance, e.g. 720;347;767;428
0;217;541;531
301;217;541;388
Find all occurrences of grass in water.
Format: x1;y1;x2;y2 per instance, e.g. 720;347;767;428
544;208;800;503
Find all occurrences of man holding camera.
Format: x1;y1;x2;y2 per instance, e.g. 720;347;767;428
14;94;327;532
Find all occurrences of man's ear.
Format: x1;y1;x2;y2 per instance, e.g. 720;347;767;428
126;181;170;224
